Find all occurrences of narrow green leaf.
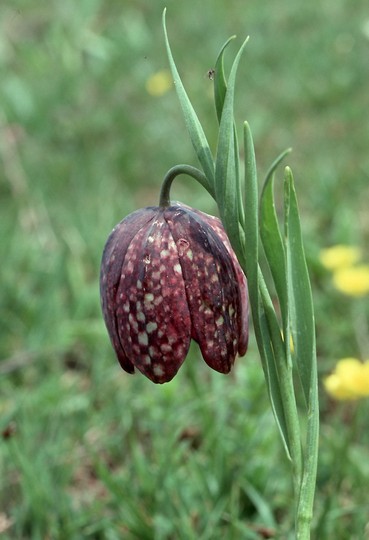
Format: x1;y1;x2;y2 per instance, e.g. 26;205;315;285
214;37;244;228
260;174;287;323
162;9;215;190
264;148;292;187
243;122;258;277
284;167;315;405
215;38;248;255
258;298;292;460
243;123;291;458
214;36;236;123
259;148;291;345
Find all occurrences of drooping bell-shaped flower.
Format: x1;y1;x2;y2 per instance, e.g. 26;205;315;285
100;202;248;383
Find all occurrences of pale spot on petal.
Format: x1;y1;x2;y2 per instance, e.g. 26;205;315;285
154;365;164;377
173;263;182;275
146;322;158;333
138;332;149;346
154;295;163;306
128;314;139;333
149;345;158;357
216;316;224;327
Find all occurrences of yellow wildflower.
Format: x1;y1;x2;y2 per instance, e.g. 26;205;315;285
332;265;369;297
319;245;361;271
324;358;369;400
145;69;172;97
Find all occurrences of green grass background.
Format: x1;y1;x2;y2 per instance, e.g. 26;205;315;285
1;0;369;538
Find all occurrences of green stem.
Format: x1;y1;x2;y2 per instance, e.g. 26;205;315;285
259;267;319;539
295;363;319;539
159;164;214;207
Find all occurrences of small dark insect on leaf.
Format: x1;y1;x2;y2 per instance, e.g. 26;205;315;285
206;68;215;80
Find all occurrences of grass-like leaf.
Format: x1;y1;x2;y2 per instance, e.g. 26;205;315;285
284;167;315;405
243;122;258;272
214;36;244;228
214;36;236;124
260;149;291;345
215;37;248;255
284;172;319;535
162;9;215;191
243;122;291;459
258;291;292;461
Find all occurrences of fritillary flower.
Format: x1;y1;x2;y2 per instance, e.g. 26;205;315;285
100;202;248;383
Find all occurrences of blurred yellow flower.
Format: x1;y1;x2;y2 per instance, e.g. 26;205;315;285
319;245;361;271
145;69;172;97
332;265;369;297
324;358;369;400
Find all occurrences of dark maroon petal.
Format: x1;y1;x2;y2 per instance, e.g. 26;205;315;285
116;212;192;383
190;207;249;356
233;264;249;356
165;204;243;373
100;208;157;373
